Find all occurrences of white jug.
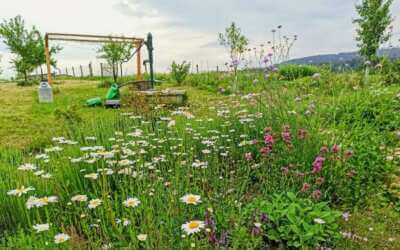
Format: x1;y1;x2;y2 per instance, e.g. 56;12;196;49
38;81;53;103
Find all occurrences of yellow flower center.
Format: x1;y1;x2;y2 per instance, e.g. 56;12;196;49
187;196;197;204
188;221;200;229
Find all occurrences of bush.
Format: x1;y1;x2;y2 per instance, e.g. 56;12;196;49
16;79;39;86
171;61;191;85
279;64;320;80
380;58;400;85
243;192;341;248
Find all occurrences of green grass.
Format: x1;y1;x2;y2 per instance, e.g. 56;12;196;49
0;71;399;249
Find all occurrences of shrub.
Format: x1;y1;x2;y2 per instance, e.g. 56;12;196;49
279;64;320;80
243;192;341;248
16;79;39;86
171;61;191;85
380;58;400;85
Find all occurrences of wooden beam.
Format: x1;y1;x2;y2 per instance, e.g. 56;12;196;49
136;41;142;80
47;32;144;41
44;34;53;84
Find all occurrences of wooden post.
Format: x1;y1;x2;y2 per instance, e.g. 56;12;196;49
196;64;199;74
44;34;53;84
66;68;69;76
100;63;104;78
136;41;142;80
216;66;219;72
80;65;83;77
72;67;75;77
89;63;93;77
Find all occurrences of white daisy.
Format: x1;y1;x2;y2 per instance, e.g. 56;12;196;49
181;220;205;235
71;195;88;202
18;163;37;171
84;173;99;180
180;194;202;205
123;197;141;208
314;218;326;224
54;233;70;244
7;186;35;197
137;234;147;241
88;199;102;209
33;223;50;233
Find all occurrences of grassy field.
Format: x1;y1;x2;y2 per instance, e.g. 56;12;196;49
0;74;399;249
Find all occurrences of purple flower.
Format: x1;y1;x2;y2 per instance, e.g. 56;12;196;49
312;156;325;174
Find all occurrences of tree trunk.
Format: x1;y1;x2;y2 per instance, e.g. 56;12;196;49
40;66;44;81
24;71;28;82
112;63;118;83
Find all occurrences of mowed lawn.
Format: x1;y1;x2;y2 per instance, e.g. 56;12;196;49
0;80;221;151
0;81;119;151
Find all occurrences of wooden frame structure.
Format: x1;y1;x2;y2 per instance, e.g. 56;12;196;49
44;33;145;84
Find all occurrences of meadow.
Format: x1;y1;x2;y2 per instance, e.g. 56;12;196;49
0;67;400;249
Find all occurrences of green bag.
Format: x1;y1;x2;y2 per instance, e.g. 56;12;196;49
106;83;120;100
86;97;103;107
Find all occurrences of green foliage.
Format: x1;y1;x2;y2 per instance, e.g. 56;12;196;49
353;0;393;62
170;61;190;85
16;79;38;86
97;39;135;82
0;15;61;81
97;79;114;88
380;58;400;85
243;192;341;248
279;64;320;80
219;22;248;74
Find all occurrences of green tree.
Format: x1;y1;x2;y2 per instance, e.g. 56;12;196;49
353;0;393;62
0;16;60;81
170;61;191;85
219;22;248;75
97;39;135;82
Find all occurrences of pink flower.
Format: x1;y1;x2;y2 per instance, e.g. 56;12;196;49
297;129;307;140
344;150;353;159
260;146;272;156
264;133;274;145
281;125;292;145
312;156;325;174
245;152;253;161
301;183;311;192
320;146;329;154
311;190;321;200
332;144;340;153
281;166;289;176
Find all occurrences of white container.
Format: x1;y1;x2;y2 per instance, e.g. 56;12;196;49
38;81;53;103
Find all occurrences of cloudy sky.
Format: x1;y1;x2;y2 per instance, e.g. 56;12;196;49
0;0;399;78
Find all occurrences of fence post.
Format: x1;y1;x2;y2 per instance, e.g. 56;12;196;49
66;68;69;76
89;63;93;77
80;65;83;78
100;63;104;78
196;64;199;74
72;67;76;77
216;66;219;73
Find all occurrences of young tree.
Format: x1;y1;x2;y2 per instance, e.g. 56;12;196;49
219;22;249;75
170;61;191;85
0;16;60;81
353;0;393;62
97;39;135;82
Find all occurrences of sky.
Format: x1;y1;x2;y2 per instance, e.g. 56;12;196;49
0;0;399;78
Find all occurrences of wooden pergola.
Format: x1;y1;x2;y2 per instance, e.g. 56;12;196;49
44;33;145;84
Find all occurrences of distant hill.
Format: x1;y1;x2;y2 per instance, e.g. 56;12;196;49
286;48;400;67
